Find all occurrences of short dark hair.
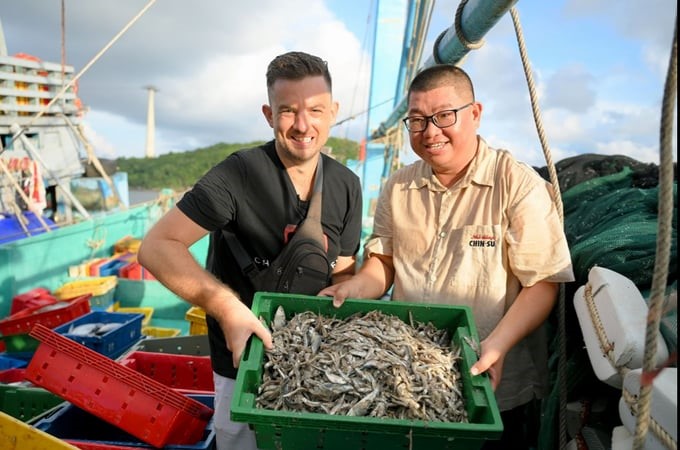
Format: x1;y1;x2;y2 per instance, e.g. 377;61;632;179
408;64;475;102
266;51;332;92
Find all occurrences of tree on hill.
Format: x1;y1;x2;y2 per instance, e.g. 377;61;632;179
117;137;360;190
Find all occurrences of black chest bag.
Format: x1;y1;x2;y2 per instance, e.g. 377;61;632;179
226;157;331;295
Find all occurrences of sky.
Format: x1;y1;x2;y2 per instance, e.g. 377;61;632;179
1;0;676;168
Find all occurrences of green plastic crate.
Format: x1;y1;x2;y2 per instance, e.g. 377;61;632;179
231;293;503;450
0;384;64;422
133;334;210;356
2;333;38;354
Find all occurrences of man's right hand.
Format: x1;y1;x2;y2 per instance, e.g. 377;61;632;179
210;295;273;368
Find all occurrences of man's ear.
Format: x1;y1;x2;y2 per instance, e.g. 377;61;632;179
262;104;274;128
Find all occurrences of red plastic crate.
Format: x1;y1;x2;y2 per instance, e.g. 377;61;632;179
87;258;110;277
119;351;214;394
0;368;26;384
119;261;155;280
0;295;91;337
25;324;214;448
10;287;57;315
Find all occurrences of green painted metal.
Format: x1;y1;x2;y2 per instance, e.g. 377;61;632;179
0;203;208;318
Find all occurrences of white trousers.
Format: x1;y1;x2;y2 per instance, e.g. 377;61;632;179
213;372;259;450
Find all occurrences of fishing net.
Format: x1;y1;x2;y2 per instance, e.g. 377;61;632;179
538;164;677;450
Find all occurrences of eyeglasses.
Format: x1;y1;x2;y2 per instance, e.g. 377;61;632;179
402;102;474;132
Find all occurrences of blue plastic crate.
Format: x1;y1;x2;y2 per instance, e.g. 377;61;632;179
0;353;28;370
53;311;144;359
32;394;215;449
97;259;128;277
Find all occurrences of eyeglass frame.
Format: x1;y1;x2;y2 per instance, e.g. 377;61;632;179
402;102;474;132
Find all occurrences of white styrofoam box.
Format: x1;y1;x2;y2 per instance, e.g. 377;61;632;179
618;367;677;450
573;266;670;388
611;425;633;450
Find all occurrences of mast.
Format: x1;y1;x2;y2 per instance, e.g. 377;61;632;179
371;0;519;139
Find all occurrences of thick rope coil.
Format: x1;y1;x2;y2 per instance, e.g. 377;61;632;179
454;0;485;50
433;0;485;64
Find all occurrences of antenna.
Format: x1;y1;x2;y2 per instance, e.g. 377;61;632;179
144;85;157;158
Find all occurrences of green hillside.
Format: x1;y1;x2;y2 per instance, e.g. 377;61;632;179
116;137;360;190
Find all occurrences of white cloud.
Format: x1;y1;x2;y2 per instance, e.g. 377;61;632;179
1;0;675;166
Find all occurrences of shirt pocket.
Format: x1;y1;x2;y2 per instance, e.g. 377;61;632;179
447;224;504;289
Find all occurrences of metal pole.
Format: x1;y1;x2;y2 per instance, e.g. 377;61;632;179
371;0;519;139
10;123;91;220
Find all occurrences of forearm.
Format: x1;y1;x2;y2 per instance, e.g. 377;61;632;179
485;281;558;354
355;254;395;298
139;238;240;314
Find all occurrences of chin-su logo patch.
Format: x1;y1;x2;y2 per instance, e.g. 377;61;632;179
469;233;497;248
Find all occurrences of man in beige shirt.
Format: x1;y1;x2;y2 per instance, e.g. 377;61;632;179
320;64;574;449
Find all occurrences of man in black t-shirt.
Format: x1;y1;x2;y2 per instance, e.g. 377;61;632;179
138;51;362;450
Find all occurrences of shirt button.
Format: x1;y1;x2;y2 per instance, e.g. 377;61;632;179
439;231;446;238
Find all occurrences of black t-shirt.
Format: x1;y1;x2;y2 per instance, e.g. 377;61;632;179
176;140;362;378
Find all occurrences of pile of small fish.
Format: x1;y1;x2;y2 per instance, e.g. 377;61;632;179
67;322;121;336
256;306;468;423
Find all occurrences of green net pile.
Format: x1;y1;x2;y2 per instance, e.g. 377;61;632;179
538;165;677;450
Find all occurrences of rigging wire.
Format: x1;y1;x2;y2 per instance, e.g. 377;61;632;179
380;0;435;183
342;0;376;140
9;0;158;146
334;96;395;128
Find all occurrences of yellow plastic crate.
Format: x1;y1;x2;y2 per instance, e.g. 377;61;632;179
54;276;117;310
116;306;154;326
142;326;181;338
114;235;142;254
54;276;117;299
0;410;79;450
185;306;207;335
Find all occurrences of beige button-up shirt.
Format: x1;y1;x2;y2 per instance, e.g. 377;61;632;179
364;137;574;410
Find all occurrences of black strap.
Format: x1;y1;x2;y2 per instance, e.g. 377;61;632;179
226;156;324;279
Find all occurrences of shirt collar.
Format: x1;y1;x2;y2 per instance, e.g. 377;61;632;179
407;137;496;190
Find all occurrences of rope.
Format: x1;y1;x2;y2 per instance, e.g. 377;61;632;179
454;0;485;50
9;0;158;145
623;388;677;449
86;226;108;259
59;113;127;210
508;7;567;450
433;0;485;64
633;17;677;450
583;282;631;378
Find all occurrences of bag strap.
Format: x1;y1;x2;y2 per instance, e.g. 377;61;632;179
226;156;325;279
